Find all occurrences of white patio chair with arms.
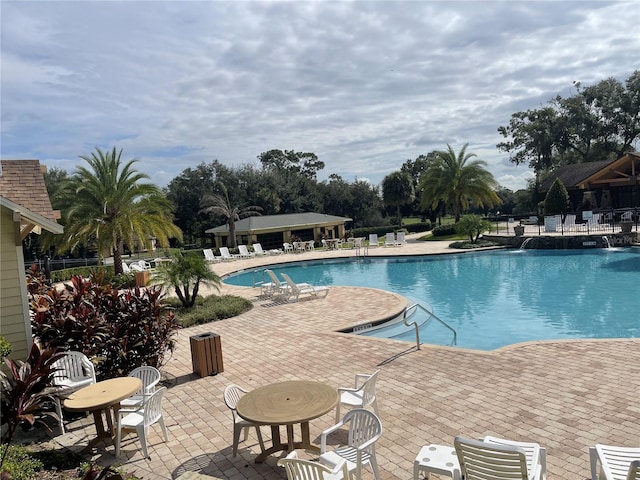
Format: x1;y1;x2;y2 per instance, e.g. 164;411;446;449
283;242;294;253
137;260;152;270
279;450;349;480
52;351;96;434
120;366;161;409
223;384;266;457
335;369;380;422
454;436;546;480
590;444;640;480
320;408;382;480
115;386;168;459
122;261;132;273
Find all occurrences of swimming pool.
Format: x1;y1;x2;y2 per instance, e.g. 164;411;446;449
223;249;640;350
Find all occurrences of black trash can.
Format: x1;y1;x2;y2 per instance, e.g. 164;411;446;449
190;332;223;377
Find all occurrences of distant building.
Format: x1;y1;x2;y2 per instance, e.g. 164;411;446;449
540;152;640;211
0;160;63;359
205;212;353;250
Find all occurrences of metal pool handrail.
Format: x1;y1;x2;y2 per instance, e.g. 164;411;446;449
403;303;458;350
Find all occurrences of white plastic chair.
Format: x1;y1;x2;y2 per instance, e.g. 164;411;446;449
279;450;348;480
454;436;546;480
219;247;236;261
115;386;168;459
590;444;640;480
237;245;255;258
253;243;268;256
122;261;132;273
335;369;380;422
307;240;315;251
137;260;152;270
320;409;382;480
52;351;96;434
223;384;265;457
120;366;161;409
203;248;221;263
283;242;294;253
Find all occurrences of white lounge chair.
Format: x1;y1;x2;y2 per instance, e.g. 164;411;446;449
335;370;380;422
590;444;640;480
320;409;382;480
237;245;255;258
454;436;546;480
280;273;329;302
203;248;221;263
396;231;406;245
122;261;132;273
137;260;153;270
384;232;397;246
252;243;268;256
368;234;379;248
219;247;236;261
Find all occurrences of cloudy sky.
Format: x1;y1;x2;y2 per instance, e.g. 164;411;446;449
1;1;638;192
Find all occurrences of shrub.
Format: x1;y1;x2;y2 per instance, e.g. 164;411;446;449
30;275;180;380
431;224;457;236
174;295;253;328
0;336;12;359
544;178;569;215
455;214;493;243
0;445;43;480
405;221;432;233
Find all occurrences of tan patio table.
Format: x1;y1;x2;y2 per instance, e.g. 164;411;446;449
236;380;338;463
64;377;141;450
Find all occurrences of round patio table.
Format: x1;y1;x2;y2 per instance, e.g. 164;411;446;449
236;380;338;463
64;377;141;450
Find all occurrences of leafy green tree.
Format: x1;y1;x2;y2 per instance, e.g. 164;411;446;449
381;171;414;226
56;147;182;274
200;184;262;248
543;178;569;215
258;149;325;180
419;144;501;222
455;214;493;243
154;251;221;308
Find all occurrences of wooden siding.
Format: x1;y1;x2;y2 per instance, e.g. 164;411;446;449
0;208;30;360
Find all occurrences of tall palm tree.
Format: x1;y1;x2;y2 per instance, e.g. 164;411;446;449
200;184;262;248
419;143;501;222
59;147;182;274
381;171;415;227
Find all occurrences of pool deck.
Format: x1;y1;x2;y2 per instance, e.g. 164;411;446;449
45;236;638;479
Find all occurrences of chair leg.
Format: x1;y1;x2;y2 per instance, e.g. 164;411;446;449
232;425;242;456
137;425;149;459
370;454;381;480
589;447;599;480
159;417;168;443
54;397;65;435
335;403;341;423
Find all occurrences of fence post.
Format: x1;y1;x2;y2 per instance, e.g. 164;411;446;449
44;255;51;280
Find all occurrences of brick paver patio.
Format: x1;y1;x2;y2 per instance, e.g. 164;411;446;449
51;237;638;479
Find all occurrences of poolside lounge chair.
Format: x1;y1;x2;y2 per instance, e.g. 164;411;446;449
454;436;546;480
590;444;640;480
252;243;268;256
219;247;236;261
280;273;329;302
396;231;406;245
122;261;132;273
203;248;221;263
384;232;398;246
262;269;311;298
368;234;379;248
237;245;255;258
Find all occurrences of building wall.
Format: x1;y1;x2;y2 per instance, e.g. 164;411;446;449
0;207;31;360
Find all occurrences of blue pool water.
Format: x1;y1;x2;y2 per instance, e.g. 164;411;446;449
223;249;640;350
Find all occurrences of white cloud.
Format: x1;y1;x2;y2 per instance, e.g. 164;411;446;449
1;1;638;192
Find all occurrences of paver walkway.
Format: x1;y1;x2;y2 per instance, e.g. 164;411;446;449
51;237;638;479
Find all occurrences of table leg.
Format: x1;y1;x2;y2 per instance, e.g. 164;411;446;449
81;410;110;452
254;422;321;463
299;421;320;454
254;425;286;463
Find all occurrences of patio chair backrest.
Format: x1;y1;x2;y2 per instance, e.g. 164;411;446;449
128;365;161;397
203;248;216;262
143;387;166;427
455;437;529;479
254;243;265;254
220;247;233;259
53;351;96;385
344;409;382;452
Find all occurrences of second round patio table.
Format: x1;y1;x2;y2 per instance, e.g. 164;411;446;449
236;380;338;463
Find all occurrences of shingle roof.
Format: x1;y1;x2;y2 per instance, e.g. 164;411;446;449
205;212;352;234
540;160;614;191
0;160;59;221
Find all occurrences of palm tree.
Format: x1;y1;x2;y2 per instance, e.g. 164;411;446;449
418;143;501;222
381;171;415;227
58;147;182;274
200;184;262;248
